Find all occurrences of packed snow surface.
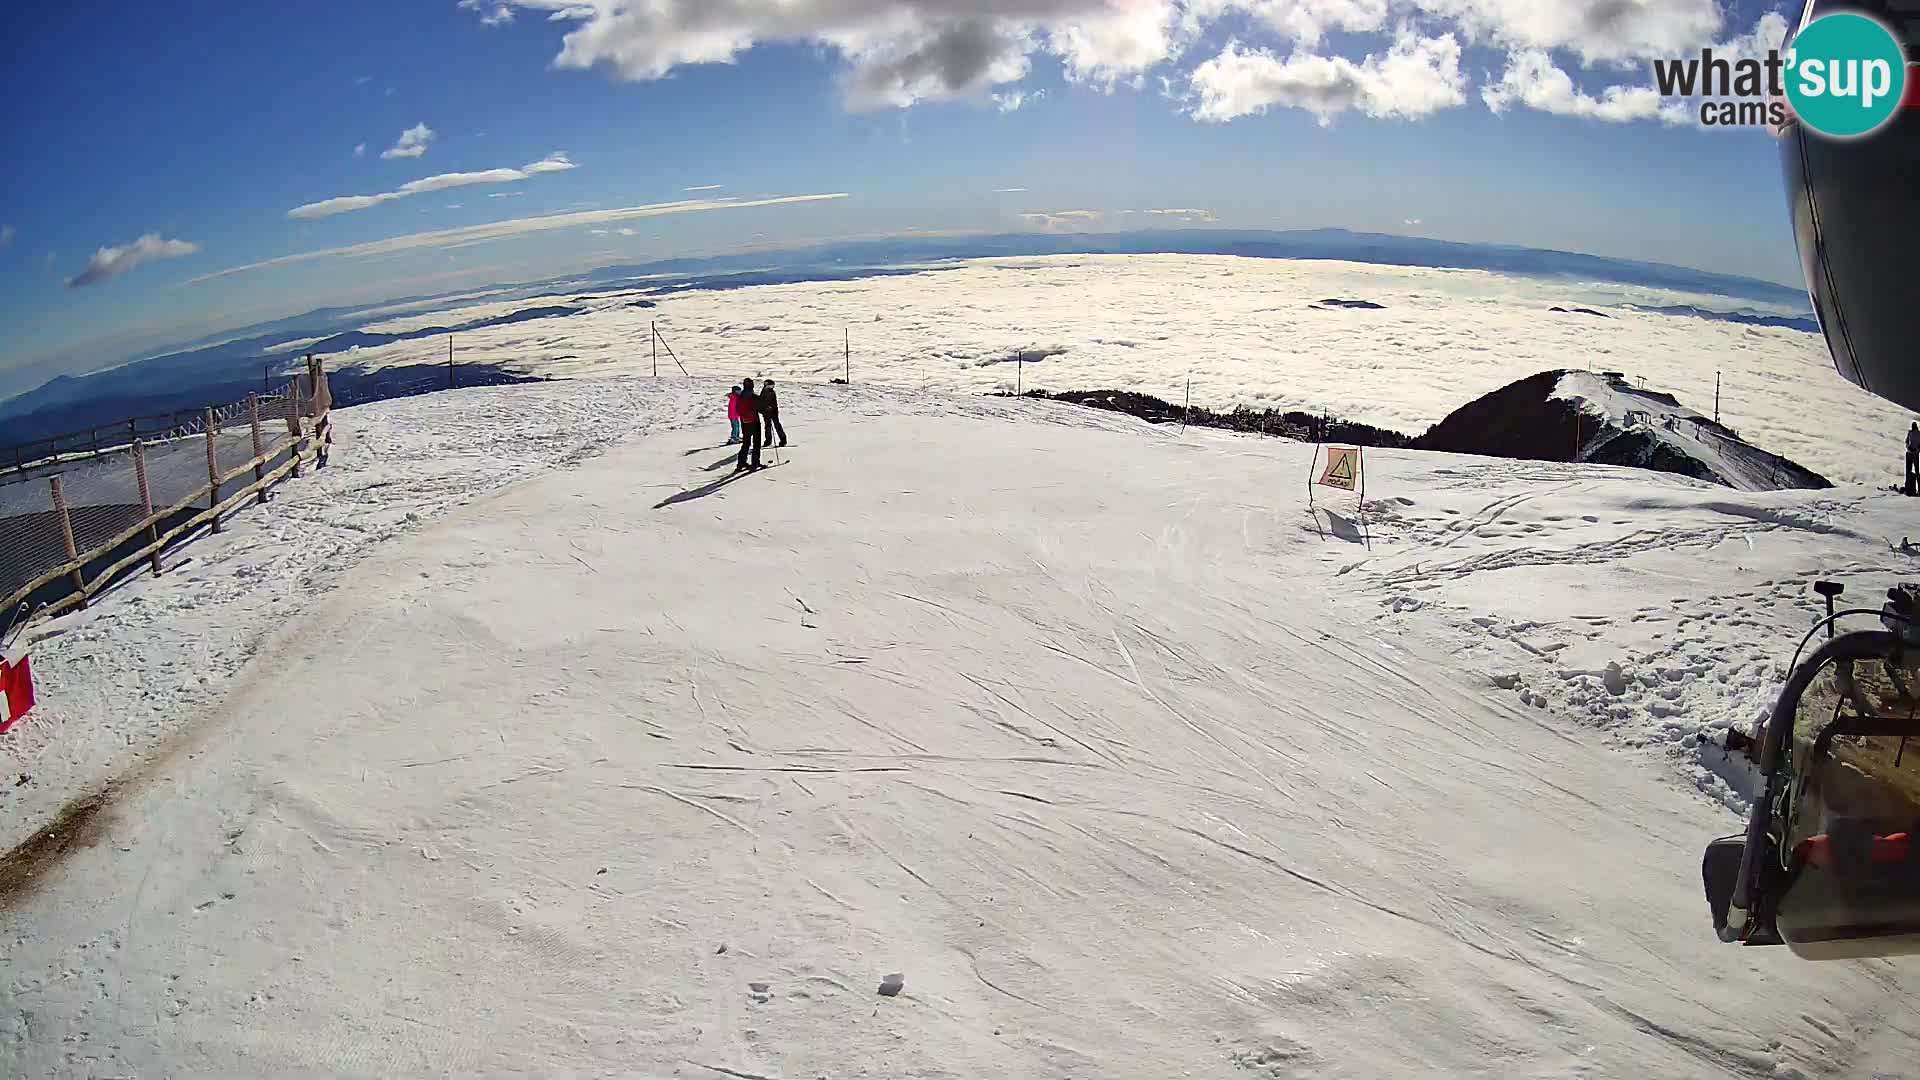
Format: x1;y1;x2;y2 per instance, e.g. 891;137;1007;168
317;254;1908;486
6;379;1920;1078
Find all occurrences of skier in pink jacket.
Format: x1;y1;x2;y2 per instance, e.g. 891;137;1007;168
726;385;742;444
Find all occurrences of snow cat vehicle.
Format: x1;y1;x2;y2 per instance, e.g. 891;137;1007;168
1705;583;1920;959
1703;0;1920;959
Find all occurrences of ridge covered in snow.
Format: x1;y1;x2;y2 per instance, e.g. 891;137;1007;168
1416;369;1830;492
4;378;1919;1077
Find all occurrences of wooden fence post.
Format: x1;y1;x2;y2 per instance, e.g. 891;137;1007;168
248;394;266;499
132;439;162;575
50;475;85;609
288;379;306;479
204;407;223;534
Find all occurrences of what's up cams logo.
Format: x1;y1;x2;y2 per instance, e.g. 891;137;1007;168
1652;9;1911;138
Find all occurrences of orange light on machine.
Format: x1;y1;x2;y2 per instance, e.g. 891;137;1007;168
1795;831;1915;868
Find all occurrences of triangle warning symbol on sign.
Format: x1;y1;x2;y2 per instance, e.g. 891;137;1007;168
1326;454;1354;484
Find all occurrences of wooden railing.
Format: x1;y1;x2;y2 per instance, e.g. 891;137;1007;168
0;359;333;622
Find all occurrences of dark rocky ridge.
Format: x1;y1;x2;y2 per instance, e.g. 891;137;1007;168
1412;370;1830;490
1014;370;1829;492
1007;390;1414;448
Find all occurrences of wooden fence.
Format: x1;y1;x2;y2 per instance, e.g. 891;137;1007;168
0;358;333;623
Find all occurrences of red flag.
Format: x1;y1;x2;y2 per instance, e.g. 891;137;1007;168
0;655;34;733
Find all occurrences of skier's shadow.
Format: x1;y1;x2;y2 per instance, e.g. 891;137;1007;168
654;468;750;509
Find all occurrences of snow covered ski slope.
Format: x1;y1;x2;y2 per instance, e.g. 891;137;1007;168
4;380;1919;1078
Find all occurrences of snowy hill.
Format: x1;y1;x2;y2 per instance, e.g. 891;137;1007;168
4;379;1919;1077
1417;369;1831;491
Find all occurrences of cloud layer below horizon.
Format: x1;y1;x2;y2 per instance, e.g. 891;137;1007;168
313;253;1895;486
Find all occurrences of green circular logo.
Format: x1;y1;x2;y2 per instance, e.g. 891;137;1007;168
1785;12;1907;139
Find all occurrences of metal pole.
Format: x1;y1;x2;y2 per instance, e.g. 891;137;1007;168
1017;350;1023;396
654;326;689;377
448;336;455;389
1181;376;1191;433
205;407;222;534
652;322;658;377
1359;450;1371;549
1715;371;1721;424
844;328;850;384
50;476;85;607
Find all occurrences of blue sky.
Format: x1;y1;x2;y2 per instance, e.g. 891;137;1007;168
2;1;1803;394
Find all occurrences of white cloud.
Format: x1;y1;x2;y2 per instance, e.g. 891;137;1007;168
354;74;373;86
1478;13;1790;127
1185;0;1392;49
489;191;525;198
479;0;1190;109
448;203;464;209
1416;0;1722;65
1049;3;1180;88
684;184;723;192
1404;217;1421;225
616;227;637;236
993;187;1027;193
67;233;201;288
1018;209;1104;231
381;122;435;160
289;152;577;219
589;228;610;235
461;0;1757;127
189;193;850;284
993;88;1045;112
1481;49;1691;125
1144;208;1217;223
460;0;516;26
353;143;367;158
524;153;578;174
0;224;14;250
1190;31;1465;124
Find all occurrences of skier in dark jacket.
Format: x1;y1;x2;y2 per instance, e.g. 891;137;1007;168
759;380;787;448
735;377;763;472
1907;422;1919;495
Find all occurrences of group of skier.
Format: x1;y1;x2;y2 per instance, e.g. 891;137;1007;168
727;378;787;473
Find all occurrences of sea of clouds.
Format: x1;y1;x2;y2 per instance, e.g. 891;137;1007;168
323;254;1906;488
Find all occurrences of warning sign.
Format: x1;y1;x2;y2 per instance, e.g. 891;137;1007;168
1318;446;1360;491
